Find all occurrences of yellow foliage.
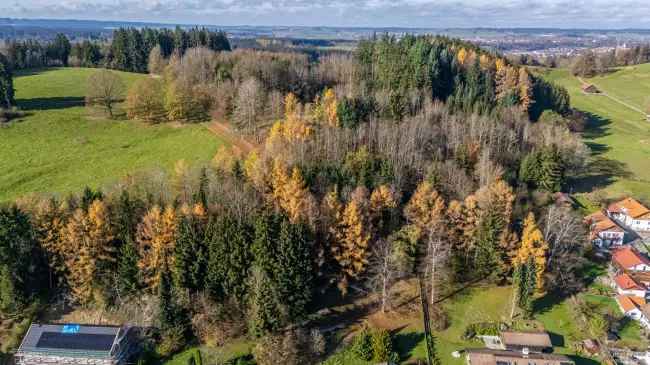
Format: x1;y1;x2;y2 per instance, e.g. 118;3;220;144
514;213;548;292
519;67;534;112
495;58;506;73
212;146;239;173
370;185;397;215
322;88;339;127
269;159;313;223
479;54;492;70
136;205;178;292
284;93;300;122
404;181;446;234
457;48;468;65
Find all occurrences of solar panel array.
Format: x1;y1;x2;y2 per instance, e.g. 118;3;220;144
36;332;116;352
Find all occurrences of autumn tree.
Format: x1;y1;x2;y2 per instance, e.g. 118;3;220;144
269;159;315;224
329;187;372;294
136;205;178;292
148;45;166;75
126;78;167;123
404;182;448;305
33;198;67;289
518;67;534;115
85;69;125;118
233;77;265;131
514;213;548;294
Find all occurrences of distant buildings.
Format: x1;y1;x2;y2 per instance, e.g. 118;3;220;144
15;324;135;365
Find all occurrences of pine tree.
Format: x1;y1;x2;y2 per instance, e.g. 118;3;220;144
116;239;140;297
0;53;15;108
275;218;313;319
173;208;207;291
247;265;283;337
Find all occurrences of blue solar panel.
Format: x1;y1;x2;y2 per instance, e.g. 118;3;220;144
62;325;80;334
36;332;115;351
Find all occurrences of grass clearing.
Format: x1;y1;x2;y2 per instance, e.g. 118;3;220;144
543;66;650;204
0;68;224;202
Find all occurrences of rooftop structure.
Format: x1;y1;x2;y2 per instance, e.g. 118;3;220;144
500;331;552;352
16;324;135;365
466;348;574;365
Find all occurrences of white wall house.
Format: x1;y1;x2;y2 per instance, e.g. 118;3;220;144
617;295;650;329
612;246;650;272
608;197;650;232
585;211;625;248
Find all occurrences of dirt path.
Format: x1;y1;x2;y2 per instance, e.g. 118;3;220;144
206;121;257;155
577;76;647;117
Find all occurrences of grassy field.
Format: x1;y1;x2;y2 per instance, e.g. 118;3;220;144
0;68;224;202
543;65;650;204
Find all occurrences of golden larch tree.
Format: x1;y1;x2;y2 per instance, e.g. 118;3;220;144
136;205;178;292
514;213;548;293
64;208;96;305
330;187;372;295
518;67;534;113
34;199;68;287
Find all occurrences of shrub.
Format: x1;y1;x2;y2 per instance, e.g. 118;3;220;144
351;328;373;361
462;322;501;340
371;329;393;362
126;78;167;123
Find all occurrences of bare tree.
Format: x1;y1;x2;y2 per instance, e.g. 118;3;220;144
366;238;400;313
233;78;265;132
541;205;587;293
424;229;450;306
147;45;166;75
85;69;125;118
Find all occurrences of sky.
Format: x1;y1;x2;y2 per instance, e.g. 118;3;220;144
3;0;650;29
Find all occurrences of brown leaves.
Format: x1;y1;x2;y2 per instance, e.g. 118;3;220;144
136;205;178;292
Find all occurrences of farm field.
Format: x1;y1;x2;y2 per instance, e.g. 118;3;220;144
0;68;224;202
543;65;650;204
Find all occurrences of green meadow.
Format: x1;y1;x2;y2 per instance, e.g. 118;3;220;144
543;65;650;204
0;68;224;202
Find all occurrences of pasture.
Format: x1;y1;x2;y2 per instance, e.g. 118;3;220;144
543;65;650;204
0;68;224;202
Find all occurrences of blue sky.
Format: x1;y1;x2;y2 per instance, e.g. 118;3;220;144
3;0;650;28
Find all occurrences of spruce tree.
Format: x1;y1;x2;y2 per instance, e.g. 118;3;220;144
117;239;140;297
0;53;15;109
275;218;313;320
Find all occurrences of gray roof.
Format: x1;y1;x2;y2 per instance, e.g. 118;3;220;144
18;324;122;359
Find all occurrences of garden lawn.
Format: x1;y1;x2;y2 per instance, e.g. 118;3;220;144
543;66;650;204
0;68;224;202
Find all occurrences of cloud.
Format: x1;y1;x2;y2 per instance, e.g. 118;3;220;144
3;0;650;28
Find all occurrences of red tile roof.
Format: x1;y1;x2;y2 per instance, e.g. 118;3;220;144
608;198;650;219
614;273;645;291
617;295;646;312
584;211;624;239
612;246;650;269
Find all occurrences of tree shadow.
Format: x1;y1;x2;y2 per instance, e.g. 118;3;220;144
532;292;566;316
581;110;611;140
16;96;85;111
547;331;565;348
567;354;601;365
393;331;425;361
569;156;632;193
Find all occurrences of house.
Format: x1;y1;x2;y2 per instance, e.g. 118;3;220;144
581;84;600;94
607;197;650;232
585;211;625;247
611;246;650;272
15;323;135;365
500;331;553;353
466;348;574;365
616;295;650;329
613;273;648;298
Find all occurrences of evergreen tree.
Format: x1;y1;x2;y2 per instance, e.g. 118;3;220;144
247;265;283;336
473;212;504;281
0;53;15;108
50;33;71;66
275;218;313;319
0;206;43;314
117;239;140;297
173;213;207;291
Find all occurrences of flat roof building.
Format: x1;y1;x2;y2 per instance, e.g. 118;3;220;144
15;323;135;365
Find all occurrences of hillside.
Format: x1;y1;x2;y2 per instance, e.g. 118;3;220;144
0;68;224;202
543;64;650;204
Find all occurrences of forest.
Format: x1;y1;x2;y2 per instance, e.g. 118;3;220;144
0;33;590;364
